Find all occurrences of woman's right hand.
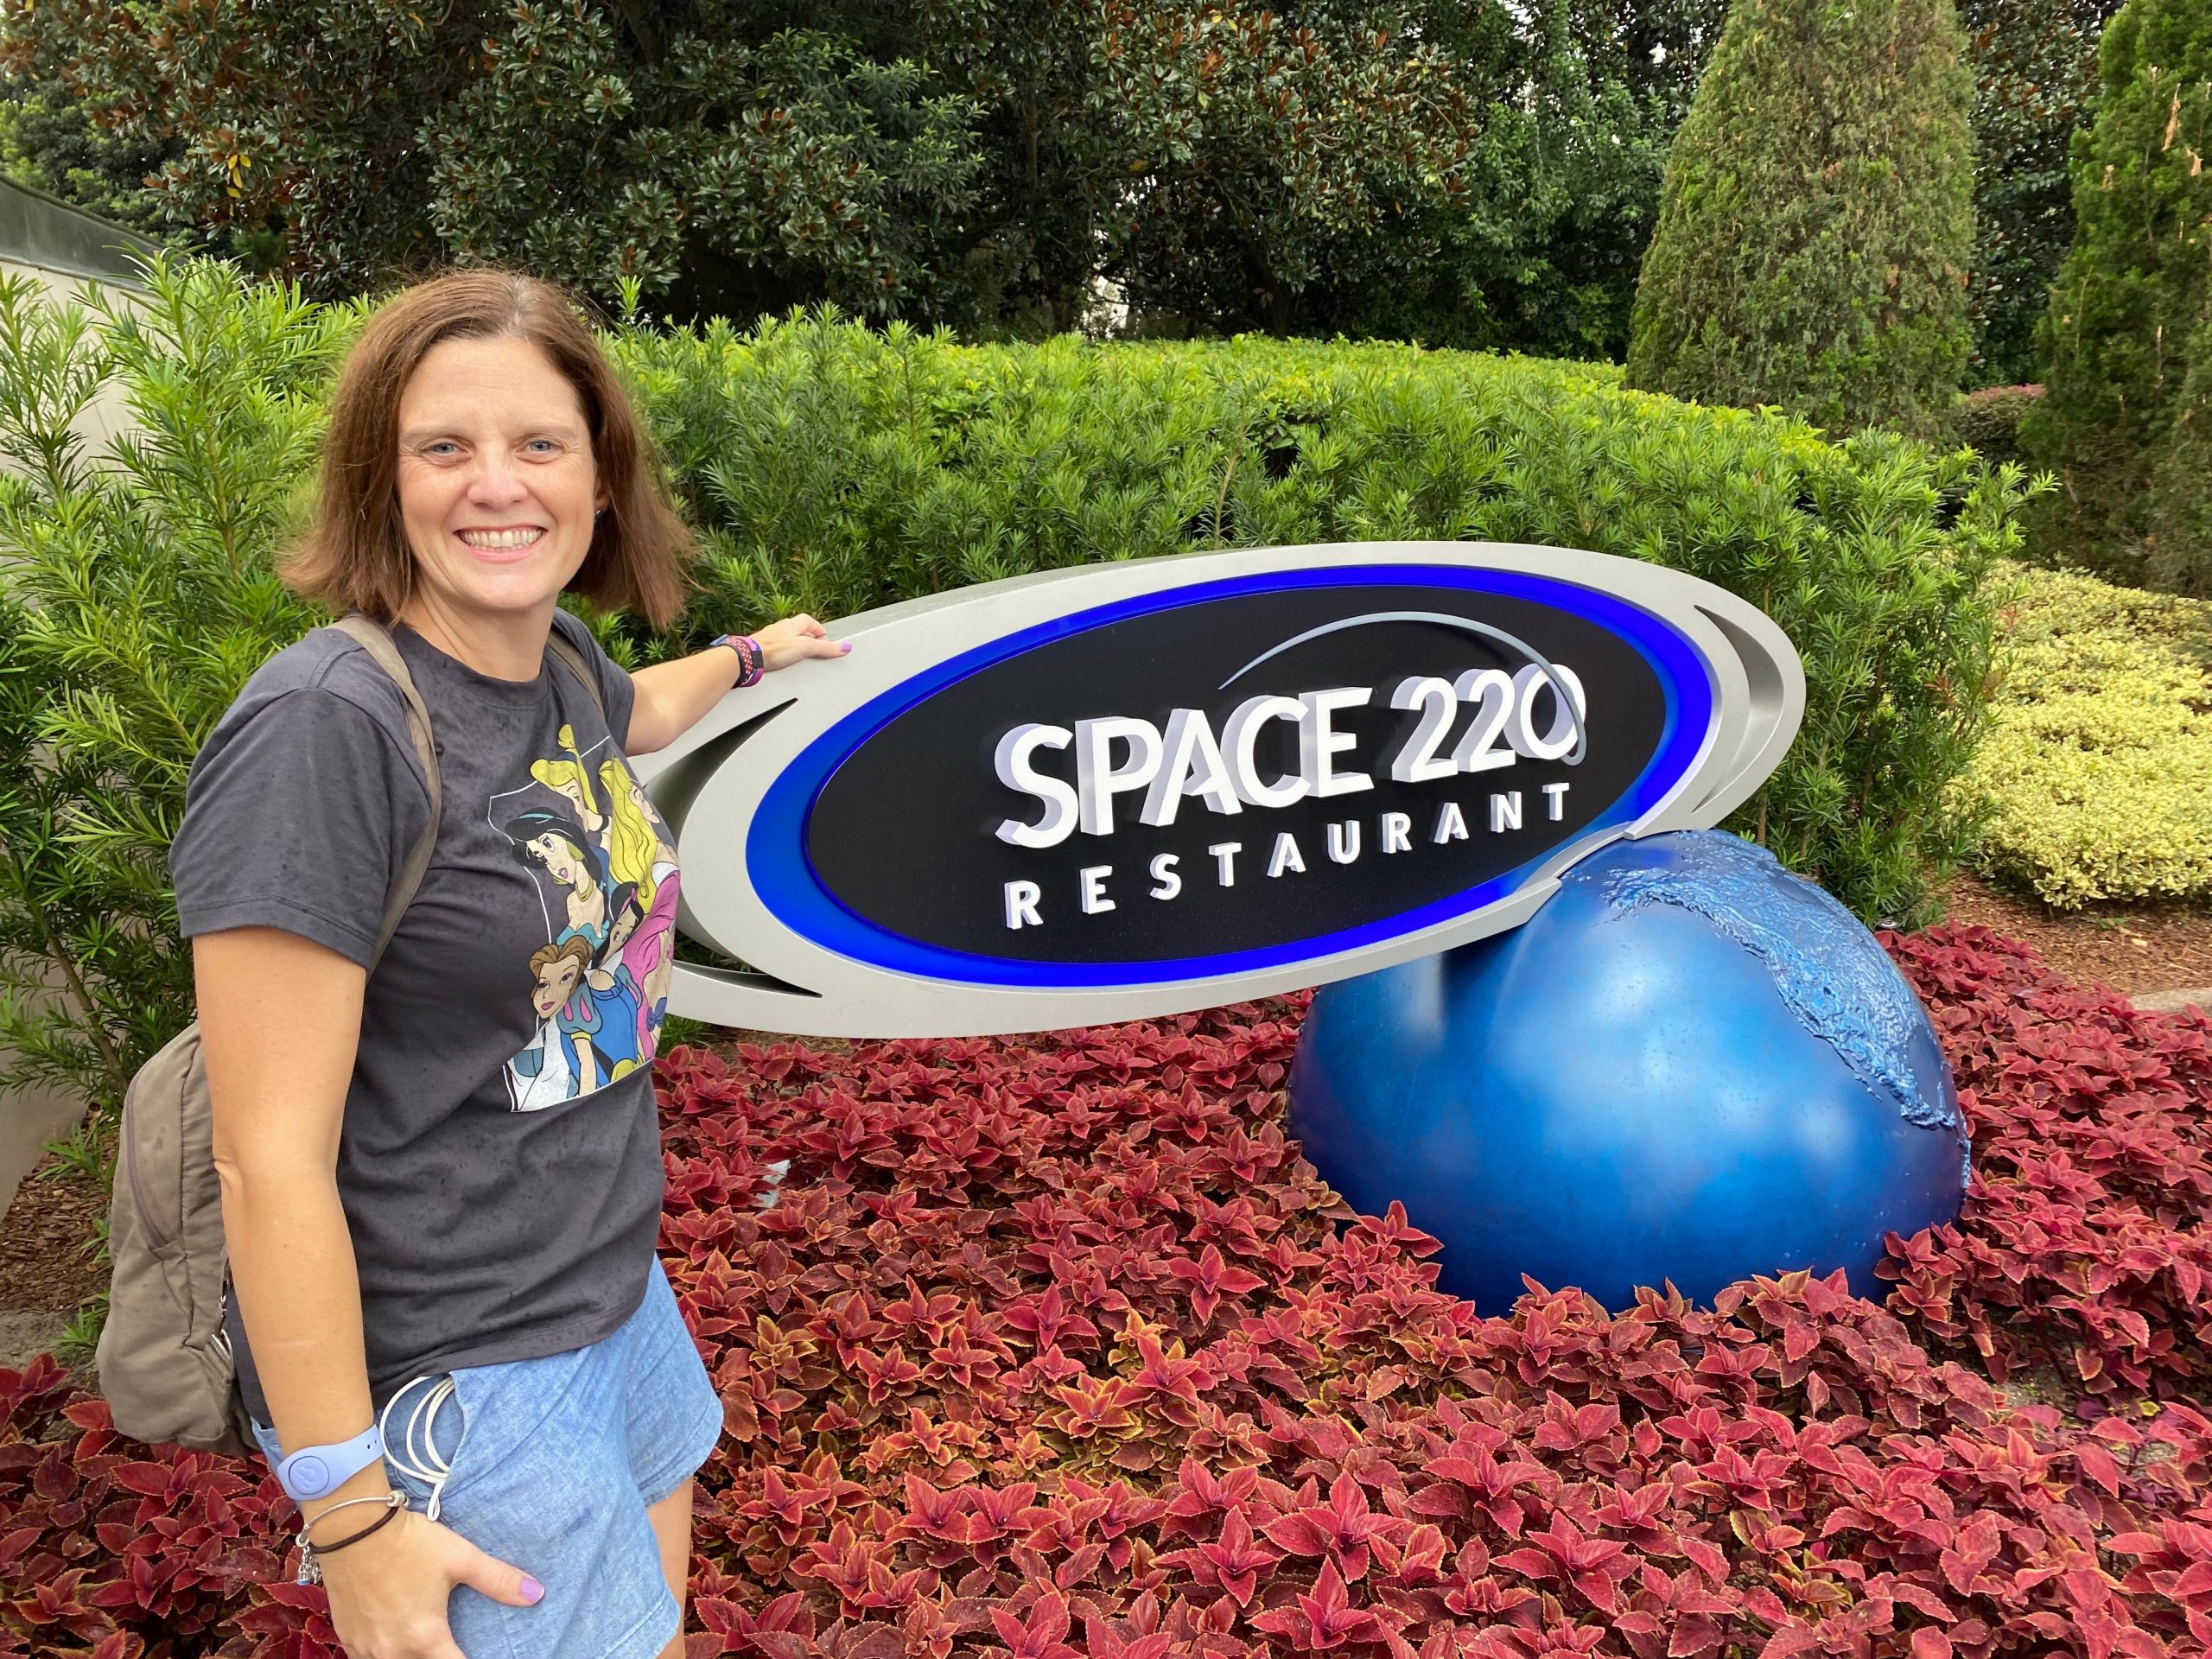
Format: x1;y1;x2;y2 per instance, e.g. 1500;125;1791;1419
317;1505;543;1659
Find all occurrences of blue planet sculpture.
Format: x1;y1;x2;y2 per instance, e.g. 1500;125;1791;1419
1287;830;1969;1313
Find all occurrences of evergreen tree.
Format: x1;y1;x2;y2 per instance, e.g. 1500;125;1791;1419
1624;0;1975;440
2145;321;2212;594
2022;0;2212;587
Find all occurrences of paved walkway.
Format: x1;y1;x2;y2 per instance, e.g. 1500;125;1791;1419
2131;986;2210;1016
0;1310;69;1370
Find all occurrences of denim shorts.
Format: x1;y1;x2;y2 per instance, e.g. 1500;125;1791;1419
251;1257;723;1659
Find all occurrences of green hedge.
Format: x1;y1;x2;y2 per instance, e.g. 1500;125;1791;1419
0;260;2036;1122
1955;385;2044;474
617;313;2031;926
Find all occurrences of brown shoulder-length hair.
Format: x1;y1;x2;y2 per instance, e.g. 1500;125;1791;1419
282;268;693;629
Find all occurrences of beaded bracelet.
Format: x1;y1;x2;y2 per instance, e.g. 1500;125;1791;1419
713;632;766;689
293;1490;405;1586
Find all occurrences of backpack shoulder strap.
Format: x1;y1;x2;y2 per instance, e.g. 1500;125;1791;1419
327;613;442;972
542;619;607;717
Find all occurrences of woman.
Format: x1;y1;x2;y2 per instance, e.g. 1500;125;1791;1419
169;269;847;1659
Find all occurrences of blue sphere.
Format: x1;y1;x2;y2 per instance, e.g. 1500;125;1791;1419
1287;830;1968;1313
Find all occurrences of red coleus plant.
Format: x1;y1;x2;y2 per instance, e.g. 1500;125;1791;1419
3;925;2211;1657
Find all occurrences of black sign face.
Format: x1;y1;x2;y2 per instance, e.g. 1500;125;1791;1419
798;577;1692;971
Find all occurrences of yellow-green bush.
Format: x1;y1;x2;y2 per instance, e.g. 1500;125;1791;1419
1961;567;2212;906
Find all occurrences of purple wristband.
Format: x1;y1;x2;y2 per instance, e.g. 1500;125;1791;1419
714;633;765;688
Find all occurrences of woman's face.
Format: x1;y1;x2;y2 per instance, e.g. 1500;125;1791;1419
395;335;608;632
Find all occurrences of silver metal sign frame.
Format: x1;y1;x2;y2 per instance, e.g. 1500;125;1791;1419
635;541;1804;1036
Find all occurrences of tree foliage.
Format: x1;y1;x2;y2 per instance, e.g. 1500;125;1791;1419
1304;0;1726;360
2023;0;2212;591
0;0;2142;366
0;1;1477;338
2147;322;2212;594
0;0;1717;349
0;3;994;320
0;79;178;242
1956;0;2127;387
1082;4;1476;335
1625;0;1976;440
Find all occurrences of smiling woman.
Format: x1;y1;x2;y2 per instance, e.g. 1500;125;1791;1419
391;336;613;675
146;268;852;1659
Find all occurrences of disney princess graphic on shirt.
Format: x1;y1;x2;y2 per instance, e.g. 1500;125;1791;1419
493;723;680;1111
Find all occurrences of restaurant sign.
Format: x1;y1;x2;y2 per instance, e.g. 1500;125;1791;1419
636;542;1803;1036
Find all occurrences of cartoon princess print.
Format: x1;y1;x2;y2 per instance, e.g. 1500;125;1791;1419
531;725;608;843
598;758;680;1054
504;809;611;949
506;937;592;1112
493;727;680;1109
581;880;645;1084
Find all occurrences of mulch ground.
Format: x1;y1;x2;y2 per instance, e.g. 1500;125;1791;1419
0;1155;105;1312
1944;868;2212;995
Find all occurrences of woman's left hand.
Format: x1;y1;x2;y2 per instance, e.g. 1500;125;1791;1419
753;613;850;672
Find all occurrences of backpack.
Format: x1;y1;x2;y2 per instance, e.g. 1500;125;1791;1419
98;613;601;1453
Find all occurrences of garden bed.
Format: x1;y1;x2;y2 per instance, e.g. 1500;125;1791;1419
0;1168;101;1322
3;925;2209;1658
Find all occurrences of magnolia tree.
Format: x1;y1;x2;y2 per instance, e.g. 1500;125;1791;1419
1955;0;2127;386
0;0;1478;337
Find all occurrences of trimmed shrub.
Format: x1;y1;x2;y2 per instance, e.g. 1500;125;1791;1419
2023;0;2212;589
1954;383;2044;472
0;260;2036;1129
1959;565;2212;906
1624;0;1976;442
620;316;2031;928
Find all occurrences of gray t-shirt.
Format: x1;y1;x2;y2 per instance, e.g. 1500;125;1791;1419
170;610;682;1417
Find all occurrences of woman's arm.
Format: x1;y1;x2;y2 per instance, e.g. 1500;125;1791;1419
200;926;541;1658
201;927;381;1481
625;613;849;755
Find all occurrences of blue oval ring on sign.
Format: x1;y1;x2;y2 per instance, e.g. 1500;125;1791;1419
747;564;1716;988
